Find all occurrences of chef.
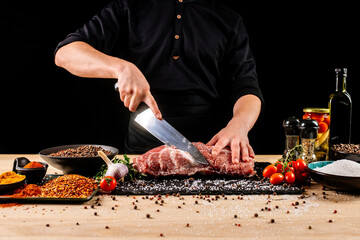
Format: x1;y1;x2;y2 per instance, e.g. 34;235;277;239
54;0;263;164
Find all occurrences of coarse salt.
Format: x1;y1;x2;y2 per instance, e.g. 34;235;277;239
315;159;360;177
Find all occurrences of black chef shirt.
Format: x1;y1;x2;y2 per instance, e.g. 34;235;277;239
55;0;264;153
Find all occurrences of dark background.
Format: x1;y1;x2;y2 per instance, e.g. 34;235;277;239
2;1;359;154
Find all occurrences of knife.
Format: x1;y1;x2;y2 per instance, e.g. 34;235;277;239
134;107;209;165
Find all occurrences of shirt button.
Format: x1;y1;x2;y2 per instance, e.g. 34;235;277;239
174;35;180;40
177;14;182;19
173;56;179;60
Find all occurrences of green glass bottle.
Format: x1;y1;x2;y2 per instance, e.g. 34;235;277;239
329;68;352;145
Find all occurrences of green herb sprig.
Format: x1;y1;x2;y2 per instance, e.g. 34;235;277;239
94;154;147;182
276;145;303;171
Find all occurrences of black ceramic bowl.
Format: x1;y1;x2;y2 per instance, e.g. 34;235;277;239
329;149;360;162
0;178;26;195
38;144;119;177
13;157;48;184
307;161;360;192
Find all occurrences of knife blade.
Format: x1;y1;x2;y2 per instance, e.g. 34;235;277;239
134;107;209;165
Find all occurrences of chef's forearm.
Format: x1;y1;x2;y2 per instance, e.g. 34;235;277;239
230;94;261;133
54;41;126;79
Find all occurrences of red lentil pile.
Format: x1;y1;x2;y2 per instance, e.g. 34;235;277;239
40;174;98;198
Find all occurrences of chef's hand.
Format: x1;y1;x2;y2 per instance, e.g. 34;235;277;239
117;62;162;119
207;94;261;164
207;122;255;164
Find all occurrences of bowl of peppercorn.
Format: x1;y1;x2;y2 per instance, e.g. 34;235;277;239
13;157;48;184
330;144;360;162
38;144;119;177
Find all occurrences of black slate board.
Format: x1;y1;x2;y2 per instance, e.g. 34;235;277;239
113;162;303;195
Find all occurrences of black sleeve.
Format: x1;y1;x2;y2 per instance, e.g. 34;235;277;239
54;0;124;56
224;16;264;107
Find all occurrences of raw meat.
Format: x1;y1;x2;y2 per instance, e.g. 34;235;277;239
133;142;255;177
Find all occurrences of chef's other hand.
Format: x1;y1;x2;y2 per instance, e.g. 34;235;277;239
207;123;255;164
117;62;162;119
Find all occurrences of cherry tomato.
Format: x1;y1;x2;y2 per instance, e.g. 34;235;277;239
295;170;306;184
323;115;330;126
270;173;284;185
301;171;309;179
100;176;117;192
318;122;328;134
275;162;283;173
263;165;278;178
285;166;295;173
295;159;307;173
303;113;311;120
311;113;325;124
285;171;296;184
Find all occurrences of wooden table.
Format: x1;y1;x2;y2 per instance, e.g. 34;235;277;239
0;154;359;239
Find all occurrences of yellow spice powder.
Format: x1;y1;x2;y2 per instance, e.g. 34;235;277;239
0;171;26;185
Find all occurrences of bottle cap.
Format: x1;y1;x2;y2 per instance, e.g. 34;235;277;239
283;116;300;135
299;119;319;139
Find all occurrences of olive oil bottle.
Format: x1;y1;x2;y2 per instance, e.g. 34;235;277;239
328;68;352;145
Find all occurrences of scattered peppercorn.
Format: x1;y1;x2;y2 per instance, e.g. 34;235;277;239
105;226;109;229
329;219;333;223
160;233;164;237
94;212;98;216
234;215;237;218
134;206;137;210
334;210;337;214
76;222;79;225
186;223;190;227
254;213;258;218
270;219;275;223
146;214;151;218
46;224;50;227
308;225;312;229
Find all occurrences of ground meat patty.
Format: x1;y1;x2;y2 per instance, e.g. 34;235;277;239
133;142;255;177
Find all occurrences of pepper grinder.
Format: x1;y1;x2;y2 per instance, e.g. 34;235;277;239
299;119;319;163
283;116;300;158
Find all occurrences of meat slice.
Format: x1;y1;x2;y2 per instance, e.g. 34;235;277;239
133;142;255;177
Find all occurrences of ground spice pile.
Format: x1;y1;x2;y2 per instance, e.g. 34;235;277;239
23;161;44;169
40;174;98;198
0;171;26;185
9;184;42;198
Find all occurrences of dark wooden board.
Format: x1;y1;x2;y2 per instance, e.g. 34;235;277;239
113;162;303;195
